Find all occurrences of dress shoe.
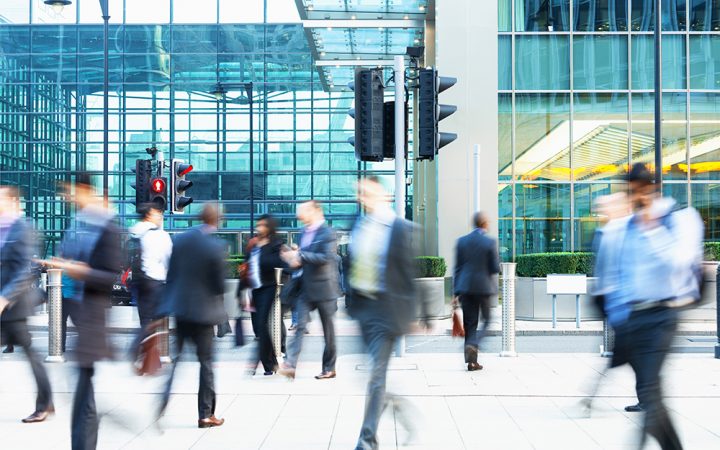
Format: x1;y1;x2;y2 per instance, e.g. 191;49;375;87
22;406;55;423
3;345;14;354
198;415;225;428
278;365;296;380
467;362;483;372
624;403;644;412
464;345;478;364
263;370;275;376
315;370;336;380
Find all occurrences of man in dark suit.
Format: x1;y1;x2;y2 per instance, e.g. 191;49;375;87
43;174;122;450
346;177;419;450
280;200;340;380
453;212;500;371
0;186;54;423
157;203;227;429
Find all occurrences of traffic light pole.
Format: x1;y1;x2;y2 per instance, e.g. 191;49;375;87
394;55;406;357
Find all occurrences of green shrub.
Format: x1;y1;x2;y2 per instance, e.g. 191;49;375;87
416;256;447;278
516;252;593;278
704;242;720;261
226;258;244;279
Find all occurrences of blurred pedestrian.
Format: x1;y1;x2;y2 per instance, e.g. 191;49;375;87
595;163;704;450
128;203;172;360
245;214;286;376
346;176;419;450
280;200;340;380
0;185;54;423
157;203;227;429
452;212;500;371
42;173;122;450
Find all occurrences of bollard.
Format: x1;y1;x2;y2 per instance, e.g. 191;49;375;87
39;272;48;314
500;262;517;357
45;269;64;362
159;317;171;363
601;318;614;358
716;265;720;359
271;268;283;358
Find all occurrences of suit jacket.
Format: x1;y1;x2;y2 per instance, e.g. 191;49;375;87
159;227;226;325
346;217;420;335
298;225;341;302
0;219;36;322
453;229;500;296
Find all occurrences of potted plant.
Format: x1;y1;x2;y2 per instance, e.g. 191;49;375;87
415;256;452;320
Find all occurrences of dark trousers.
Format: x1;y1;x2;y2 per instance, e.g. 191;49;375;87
61;298;80;353
1;320;53;412
130;278;163;358
460;294;491;362
249;285;278;372
280;304;291;355
286;298;337;372
71;367;97;450
160;321;216;420
616;306;682;450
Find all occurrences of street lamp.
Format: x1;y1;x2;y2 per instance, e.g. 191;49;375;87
43;0;72;14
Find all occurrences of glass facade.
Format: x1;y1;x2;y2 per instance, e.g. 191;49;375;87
0;0;409;254
499;0;720;260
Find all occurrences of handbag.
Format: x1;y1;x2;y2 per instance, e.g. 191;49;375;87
135;328;167;376
451;306;465;338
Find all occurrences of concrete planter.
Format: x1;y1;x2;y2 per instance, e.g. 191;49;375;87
515;277;602;322
415;276;453;319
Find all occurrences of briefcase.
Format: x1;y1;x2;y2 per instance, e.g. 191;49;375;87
451;307;465;338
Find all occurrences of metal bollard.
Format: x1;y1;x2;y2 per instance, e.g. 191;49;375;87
45;269;65;363
601;318;614;358
500;262;517;357
39;272;48;314
271;268;283;358
158;317;171;363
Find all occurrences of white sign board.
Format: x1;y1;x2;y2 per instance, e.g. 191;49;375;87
546;274;587;295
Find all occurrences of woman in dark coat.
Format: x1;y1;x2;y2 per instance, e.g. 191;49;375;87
246;214;286;375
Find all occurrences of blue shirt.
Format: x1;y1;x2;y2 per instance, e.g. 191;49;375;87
348;206;395;295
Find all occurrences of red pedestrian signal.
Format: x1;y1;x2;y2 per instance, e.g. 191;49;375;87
151;178;166;193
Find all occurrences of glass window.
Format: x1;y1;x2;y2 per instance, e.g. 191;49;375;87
219;0;264;23
126;0;170;23
632;34;687;90
498;183;513;261
689;93;720;181
574;0;628;31
79;0;123;23
692;184;720;240
690;35;720;89
32;0;77;24
515;35;570;90
173;0;218;23
266;0;301;23
690;0;720;31
499;36;511;91
515;0;570;31
499;0;512;31
631;0;687;31
0;0;30;23
499;94;512;181
514;93;570;181
573;182;619;251
573;35;628;90
573;94;629;181
515;184;572;255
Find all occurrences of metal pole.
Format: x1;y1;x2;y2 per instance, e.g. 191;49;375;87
473;144;481;212
101;0;110;202
159;317;171;363
654;0;662;185
500;262;517;357
394;55;406;357
601;317;615;358
271;268;284;359
715;265;720;359
248;84;255;231
39;272;48;314
45;269;64;363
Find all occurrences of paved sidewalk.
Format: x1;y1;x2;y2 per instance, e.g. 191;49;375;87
1;353;719;449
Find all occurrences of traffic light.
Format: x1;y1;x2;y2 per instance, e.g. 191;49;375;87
348;68;385;162
131;159;153;209
170;159;194;214
149;176;167;209
382;101;408;159
417;67;457;160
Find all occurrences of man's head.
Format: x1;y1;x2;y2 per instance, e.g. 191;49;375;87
62;172;96;210
200;203;222;228
357;176;389;214
139;203;164;227
296;200;324;227
626;163;657;212
0;185;21;217
473;211;489;231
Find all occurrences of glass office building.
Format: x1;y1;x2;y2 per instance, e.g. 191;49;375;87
498;0;720;261
0;0;421;254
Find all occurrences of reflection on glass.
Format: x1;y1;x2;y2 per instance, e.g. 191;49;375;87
573;94;628;181
692;184;720;240
513;93;570;181
689;35;720;89
631;34;687;90
499;36;511;90
573;183;618;251
689;93;720;180
630;0;686;31
573;0;628;31
515;184;571;255
690;0;720;31
662;183;688;207
573;35;628;90
499;94;512;180
515;35;570;90
499;0;512;31
515;0;570;31
498;184;513;261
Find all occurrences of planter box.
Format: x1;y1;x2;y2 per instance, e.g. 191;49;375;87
515;277;602;322
415;276;453;319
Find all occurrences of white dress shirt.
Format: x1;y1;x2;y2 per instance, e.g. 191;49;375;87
129;221;173;282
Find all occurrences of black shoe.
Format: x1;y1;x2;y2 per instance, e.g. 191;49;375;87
464;345;478;364
624;403;644;412
3;345;14;354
